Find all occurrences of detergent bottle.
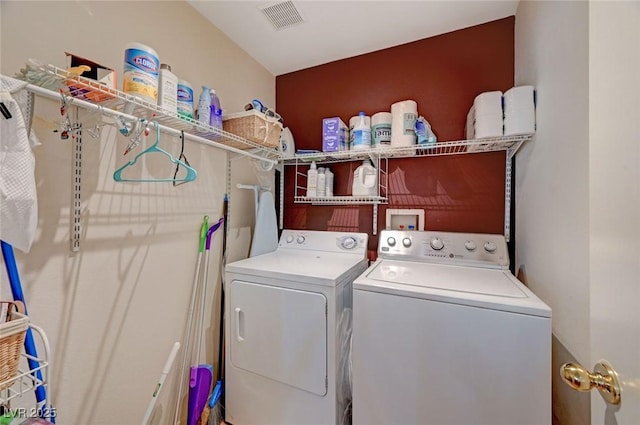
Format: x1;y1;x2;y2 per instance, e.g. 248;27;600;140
352;159;378;197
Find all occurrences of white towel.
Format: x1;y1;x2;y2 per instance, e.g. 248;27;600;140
0;75;39;252
249;191;278;257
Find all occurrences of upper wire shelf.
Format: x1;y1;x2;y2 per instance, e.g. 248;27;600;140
283;134;533;165
21;64;280;160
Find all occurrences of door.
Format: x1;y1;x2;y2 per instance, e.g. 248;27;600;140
229;280;328;396
589;2;640;424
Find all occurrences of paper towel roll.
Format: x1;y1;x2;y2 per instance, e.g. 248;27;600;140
474;91;503;116
504;110;536;135
391;100;417;148
504;86;536;135
371;112;392;149
504;85;535;111
474;113;503;138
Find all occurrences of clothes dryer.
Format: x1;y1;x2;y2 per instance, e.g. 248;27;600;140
352;230;551;425
225;230;368;425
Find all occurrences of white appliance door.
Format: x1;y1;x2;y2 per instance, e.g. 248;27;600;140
230;280;328;396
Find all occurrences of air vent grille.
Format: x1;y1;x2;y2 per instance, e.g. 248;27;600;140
261;1;304;31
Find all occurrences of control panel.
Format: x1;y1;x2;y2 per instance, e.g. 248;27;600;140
279;230;368;254
378;230;509;269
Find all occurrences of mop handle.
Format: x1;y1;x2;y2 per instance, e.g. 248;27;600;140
141;342;180;425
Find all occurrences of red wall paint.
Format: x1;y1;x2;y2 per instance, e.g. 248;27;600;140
276;17;514;254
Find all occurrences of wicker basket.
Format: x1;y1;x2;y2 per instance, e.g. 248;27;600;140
0;301;29;391
222;110;283;150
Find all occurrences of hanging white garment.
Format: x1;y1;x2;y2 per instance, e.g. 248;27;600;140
249;190;278;257
0;75;39;253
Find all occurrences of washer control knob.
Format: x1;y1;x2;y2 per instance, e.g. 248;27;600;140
296;235;306;244
387;237;396;247
484;241;497;253
464;240;477;251
341;237;357;250
286;235;294;243
430;238;444;250
402;237;412;248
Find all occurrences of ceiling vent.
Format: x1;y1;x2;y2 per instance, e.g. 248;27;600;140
260;1;305;31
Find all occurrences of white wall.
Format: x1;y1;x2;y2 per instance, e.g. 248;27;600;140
0;1;274;424
515;0;589;359
514;2;590;424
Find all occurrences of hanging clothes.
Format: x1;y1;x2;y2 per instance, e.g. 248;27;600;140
0;75;40;253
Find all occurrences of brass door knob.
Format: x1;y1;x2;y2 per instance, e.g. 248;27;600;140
560;360;621;405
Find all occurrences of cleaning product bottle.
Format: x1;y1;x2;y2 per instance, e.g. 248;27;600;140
317;167;326;197
352;159;378;197
123;42;160;103
157;63;178;114
307;161;318;198
209;89;223;130
197;86;212;126
352;112;371;151
325;167;334;197
177;79;194;120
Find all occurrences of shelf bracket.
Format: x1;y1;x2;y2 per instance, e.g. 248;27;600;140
504;154;513;242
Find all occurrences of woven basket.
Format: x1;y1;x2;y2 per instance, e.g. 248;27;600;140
0;301;29;391
222;110;283;150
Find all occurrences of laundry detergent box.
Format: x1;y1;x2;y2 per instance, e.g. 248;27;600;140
64;52;116;103
322;117;348;152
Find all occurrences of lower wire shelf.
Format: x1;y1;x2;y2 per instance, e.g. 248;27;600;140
0;323;53;422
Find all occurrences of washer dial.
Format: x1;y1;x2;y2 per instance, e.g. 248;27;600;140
430;237;444;250
484;241;497;253
341;236;358;250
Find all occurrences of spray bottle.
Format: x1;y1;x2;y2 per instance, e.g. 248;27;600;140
197;86;212;126
209;89;223;130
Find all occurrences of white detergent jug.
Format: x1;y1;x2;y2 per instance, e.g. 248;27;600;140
352;159;378;197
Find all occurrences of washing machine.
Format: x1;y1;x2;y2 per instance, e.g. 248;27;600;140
225;229;369;425
352;230;551;425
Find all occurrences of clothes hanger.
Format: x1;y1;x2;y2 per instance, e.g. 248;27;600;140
113;121;197;183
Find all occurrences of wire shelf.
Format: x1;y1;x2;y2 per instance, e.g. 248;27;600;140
21;64;281;160
284;134;532;165
0;323;51;416
294;195;388;205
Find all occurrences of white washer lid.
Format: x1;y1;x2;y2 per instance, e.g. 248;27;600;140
354;259;551;317
226;249;367;286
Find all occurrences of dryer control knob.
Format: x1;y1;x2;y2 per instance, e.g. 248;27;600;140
430;237;444;250
484;241;497;253
387;237;397;247
341;237;357;250
296;235;306;244
286;235;294;243
402;237;412;247
464;240;477;251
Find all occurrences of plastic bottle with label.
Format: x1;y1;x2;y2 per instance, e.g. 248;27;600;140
352;159;378;197
352;112;371;151
123;42;159;103
209;89;223;130
157;64;178;114
317;167;327;197
307;161;318;198
177;79;194;119
197;86;211;125
325;167;334;197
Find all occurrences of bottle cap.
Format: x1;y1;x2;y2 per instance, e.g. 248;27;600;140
160;63;172;71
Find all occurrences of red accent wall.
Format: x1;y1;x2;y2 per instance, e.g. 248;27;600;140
276;17;514;257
